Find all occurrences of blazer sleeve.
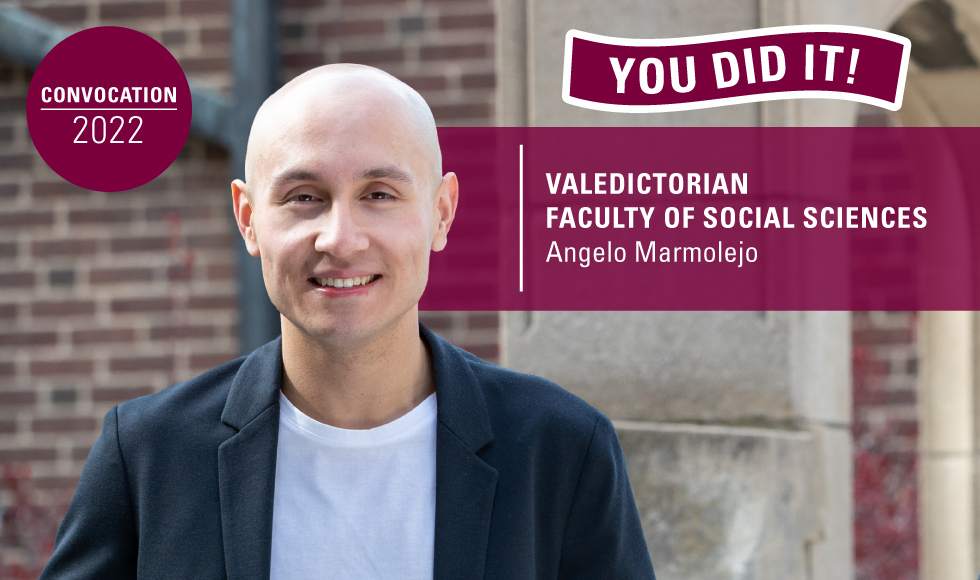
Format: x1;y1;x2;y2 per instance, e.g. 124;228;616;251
557;415;656;580
39;406;138;580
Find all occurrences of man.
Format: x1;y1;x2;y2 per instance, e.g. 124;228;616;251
40;64;656;580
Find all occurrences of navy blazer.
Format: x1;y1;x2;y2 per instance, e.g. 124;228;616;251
40;325;655;579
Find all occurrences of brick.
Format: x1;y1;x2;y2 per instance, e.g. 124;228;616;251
110;236;169;252
0;304;15;319
200;28;230;44
180;0;228;14
147;205;218;220
281;0;324;8
205;144;228;160
0;391;35;407
188;295;236;309
92;386;154;402
35;476;80;490
110;356;174;372
49;269;76;286
463;343;497;360
72;328;136;344
30;359;93;375
419;312;452;331
33;180;88;198
52;388;77;404
90;267;154;284
0;448;57;462
32;239;99;257
0;183;18;200
0;362;14;376
340;48;404;64
0;154;31;171
0;126;13;143
439;13;494;29
188;234;231;249
33;417;97;432
0;211;53;228
281;22;304;39
31;300;96;317
0;96;26;113
0;420;15;433
467;312;498;329
404;75;447;91
431;103;490;120
0;242;16;259
72;446;92;460
180;57;230;74
398;15;425;33
111;297;173;313
883;390;916;405
207;263;235;280
420;43;487;61
126;178;170;194
150;325;215;340
283;52;326;68
0;272;34;287
162;29;187;46
853;329;913;345
461;73;495;89
181;176;226;190
68;208;133;224
191;353;237;369
0;331;57;347
317;20;386;37
168;264;194;280
25;5;87;23
340;0;403;4
100;2;167;19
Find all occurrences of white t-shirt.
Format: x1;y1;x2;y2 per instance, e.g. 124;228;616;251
270;391;437;580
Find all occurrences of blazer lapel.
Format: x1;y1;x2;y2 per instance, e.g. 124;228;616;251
217;338;283;580
423;326;499;580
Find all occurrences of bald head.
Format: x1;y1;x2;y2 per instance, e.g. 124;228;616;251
244;64;442;194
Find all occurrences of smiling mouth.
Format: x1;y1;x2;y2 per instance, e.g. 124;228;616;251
310;275;380;289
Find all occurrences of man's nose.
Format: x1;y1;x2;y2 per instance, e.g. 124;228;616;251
313;203;369;258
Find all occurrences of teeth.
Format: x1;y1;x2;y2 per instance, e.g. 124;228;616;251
315;275;376;288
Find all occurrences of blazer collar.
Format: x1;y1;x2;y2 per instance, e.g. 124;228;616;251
220;325;497;451
218;324;498;580
221;335;283;431
422;324;494;453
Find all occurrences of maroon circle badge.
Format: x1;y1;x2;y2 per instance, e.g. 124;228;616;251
26;27;192;193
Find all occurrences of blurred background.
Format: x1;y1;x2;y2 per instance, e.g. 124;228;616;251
0;0;978;578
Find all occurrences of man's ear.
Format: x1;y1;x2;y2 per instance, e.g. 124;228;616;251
231;180;261;257
431;172;459;252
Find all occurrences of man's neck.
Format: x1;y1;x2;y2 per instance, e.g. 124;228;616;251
279;313;434;430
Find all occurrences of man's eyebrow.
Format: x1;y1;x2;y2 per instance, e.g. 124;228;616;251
270;169;322;189
359;166;414;184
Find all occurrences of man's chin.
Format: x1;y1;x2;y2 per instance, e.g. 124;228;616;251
287;313;407;349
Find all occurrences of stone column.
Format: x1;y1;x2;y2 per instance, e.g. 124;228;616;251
918;311;974;580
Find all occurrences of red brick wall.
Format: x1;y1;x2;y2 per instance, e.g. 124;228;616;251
279;0;496;126
1;0;499;574
853;312;918;580
850;107;919;580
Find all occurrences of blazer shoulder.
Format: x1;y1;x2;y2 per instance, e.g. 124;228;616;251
114;355;246;440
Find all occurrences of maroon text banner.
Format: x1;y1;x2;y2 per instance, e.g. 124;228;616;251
561;26;911;112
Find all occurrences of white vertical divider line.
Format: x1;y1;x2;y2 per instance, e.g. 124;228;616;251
519;144;524;293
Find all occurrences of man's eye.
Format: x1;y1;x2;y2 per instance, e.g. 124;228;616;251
367;191;394;200
290;194;318;202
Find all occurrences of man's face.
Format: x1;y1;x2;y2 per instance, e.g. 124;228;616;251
233;86;456;346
